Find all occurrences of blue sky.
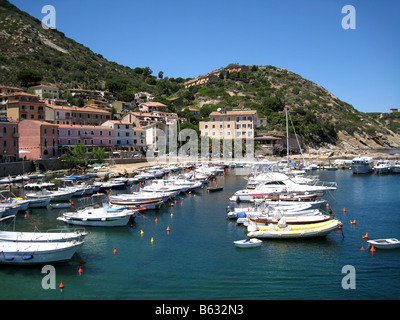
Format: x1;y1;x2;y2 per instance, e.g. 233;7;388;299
8;0;400;113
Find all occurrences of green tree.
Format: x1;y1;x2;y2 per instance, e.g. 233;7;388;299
105;78;128;93
92;147;107;164
143;67;153;77
63;143;88;167
17;69;43;87
158;71;164;79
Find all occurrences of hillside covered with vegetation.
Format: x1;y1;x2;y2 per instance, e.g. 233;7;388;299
1;0;399;151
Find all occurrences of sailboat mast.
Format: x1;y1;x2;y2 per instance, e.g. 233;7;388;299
286;106;289;163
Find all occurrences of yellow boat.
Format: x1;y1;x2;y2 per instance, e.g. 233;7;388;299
247;219;342;239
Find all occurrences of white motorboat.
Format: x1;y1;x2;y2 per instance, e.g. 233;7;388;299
112;177;139;186
58;185;86;197
0;203;21;217
108;197;164;210
161;178;202;192
304;163;319;171
367;238;400;249
146;169;165;178
25;189;75;202
93;180;126;191
134;172;155;180
57;206;136;227
391;162;400;173
0;190;29;212
234;238;262;248
248;213;333;228
234;172;336;202
226;204;319;219
0;217;88;242
24;182;55;190
247;172;319;189
26;197;51;208
264;198;326;209
0;240;83;265
373;160;391;174
351;156;374;174
109;190;171;203
140;180;184;196
57;195;138;227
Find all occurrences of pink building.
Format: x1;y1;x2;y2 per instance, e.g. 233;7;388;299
19;120;58;159
57;124;114;150
0;117;19;162
138;101;167;113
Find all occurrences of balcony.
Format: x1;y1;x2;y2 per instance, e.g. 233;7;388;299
80;133;93;138
12;132;20;138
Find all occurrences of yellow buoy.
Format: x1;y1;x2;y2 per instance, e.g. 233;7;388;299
140;229;144;236
151;237;154;243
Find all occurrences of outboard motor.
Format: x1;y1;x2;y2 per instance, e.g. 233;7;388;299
226;205;234;213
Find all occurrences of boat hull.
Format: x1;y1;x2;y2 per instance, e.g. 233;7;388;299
0;241;83;265
247;219;342;239
0;230;88;242
367;239;400;249
27;198;51;208
57;214;132;227
250;214;333;225
234;238;262;248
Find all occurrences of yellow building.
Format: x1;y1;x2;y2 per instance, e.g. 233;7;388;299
199;110;258;140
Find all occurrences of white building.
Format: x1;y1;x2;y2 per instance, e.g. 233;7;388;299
29;85;59;99
101;120;133;149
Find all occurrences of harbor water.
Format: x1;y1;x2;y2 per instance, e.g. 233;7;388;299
1;167;400;300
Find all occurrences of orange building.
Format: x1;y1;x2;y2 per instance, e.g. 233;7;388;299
6;92;46;121
19;120;58;159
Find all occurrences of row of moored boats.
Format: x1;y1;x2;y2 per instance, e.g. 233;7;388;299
230;164;342;247
0;163;225;265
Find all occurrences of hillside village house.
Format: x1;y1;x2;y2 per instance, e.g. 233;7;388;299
138;101;167;113
86;99;110;111
182;107;200;116
29;85;59;99
112;101;133;113
184;73;219;88
6;92;46;121
199;110;258;140
134;92;155;102
0;86;22;115
19;120;58;159
66;89;113;101
184;66;250;88
0;86;24;96
122;111;178;127
169;97;184;108
101;120;133;149
0;117;19;163
57;124;114;151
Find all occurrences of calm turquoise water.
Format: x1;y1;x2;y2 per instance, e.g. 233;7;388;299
1;168;400;300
